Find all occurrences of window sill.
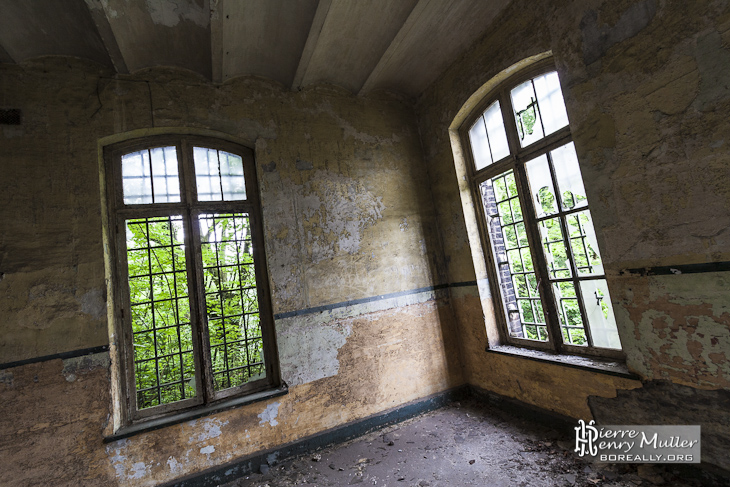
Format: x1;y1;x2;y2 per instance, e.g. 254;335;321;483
485;345;640;380
104;383;289;443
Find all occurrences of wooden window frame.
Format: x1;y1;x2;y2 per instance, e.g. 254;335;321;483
104;135;281;426
461;59;624;360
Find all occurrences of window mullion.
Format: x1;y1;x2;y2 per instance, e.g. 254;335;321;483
513;160;562;351
180;141;214;405
188;207;215;403
501;91;522;157
180;139;196;206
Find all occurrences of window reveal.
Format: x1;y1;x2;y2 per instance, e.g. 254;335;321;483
466;66;622;357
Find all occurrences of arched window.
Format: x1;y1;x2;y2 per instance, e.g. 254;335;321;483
463;62;622;358
104;135;281;428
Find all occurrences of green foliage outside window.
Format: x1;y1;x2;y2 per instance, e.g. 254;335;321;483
199;214;265;391
516;101;538;141
126;214;264;410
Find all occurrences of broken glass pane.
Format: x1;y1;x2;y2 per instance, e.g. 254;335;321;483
525;154;558;217
566;210;604;276
579;279;621;349
533;71;569;136
538;217;571;279
511;79;544;147
550;142;588;211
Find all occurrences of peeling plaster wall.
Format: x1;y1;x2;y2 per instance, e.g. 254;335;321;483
0;58;461;485
416;0;730;468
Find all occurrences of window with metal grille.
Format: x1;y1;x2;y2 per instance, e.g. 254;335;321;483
105;136;281;423
464;62;623;358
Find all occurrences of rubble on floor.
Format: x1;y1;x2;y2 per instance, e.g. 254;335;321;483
221;399;730;487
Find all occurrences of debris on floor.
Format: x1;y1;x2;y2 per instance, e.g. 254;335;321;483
221;399;730;487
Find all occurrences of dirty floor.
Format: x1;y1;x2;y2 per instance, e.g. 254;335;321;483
221;399;729;487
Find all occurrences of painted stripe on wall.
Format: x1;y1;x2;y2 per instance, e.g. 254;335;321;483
0;345;110;370
273;281;477;320
0;282;479;370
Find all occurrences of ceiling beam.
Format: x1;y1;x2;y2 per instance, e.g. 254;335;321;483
83;0;128;74
210;0;223;83
291;0;332;91
358;0;432;95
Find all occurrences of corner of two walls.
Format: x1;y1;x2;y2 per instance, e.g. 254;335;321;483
416;0;730;469
0;58;463;485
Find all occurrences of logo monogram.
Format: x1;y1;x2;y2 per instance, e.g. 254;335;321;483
575;419;598;457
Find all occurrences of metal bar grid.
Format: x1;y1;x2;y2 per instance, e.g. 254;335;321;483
556;289;584;345
199;212;264;392
542;230;571;279
566;213;595;275
126;215;194;409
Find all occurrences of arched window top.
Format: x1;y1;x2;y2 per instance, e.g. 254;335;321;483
466;66;572;171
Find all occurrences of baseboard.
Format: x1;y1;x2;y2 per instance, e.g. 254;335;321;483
467;384;577;430
161;386;470;487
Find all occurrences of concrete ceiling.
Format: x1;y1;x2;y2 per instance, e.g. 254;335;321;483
0;0;511;98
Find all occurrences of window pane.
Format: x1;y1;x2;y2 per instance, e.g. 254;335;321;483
125;215;197;409
579;279;622;349
479;171;547;342
550;142;588;211
122;147;180;204
525;154;558;217
511;80;544;147
150;146;181;203
122;150;152;204
484;101;510;161
468;118;492;170
566;210;604;276
194;147;247;202
553;281;587;346
194;147;221;201
538;217;571;279
198;213;265;392
533;71;569;136
220;151;247;200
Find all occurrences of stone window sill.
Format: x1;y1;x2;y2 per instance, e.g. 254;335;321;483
104;384;288;443
486;345;640;380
